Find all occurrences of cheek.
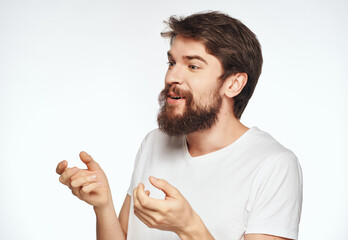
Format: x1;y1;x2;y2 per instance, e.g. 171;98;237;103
193;85;221;107
164;71;170;84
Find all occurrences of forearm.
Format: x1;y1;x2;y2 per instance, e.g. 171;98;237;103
94;203;126;240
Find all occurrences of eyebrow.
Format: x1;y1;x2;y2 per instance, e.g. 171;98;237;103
167;51;208;65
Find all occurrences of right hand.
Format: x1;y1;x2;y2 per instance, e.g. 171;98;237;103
56;151;113;210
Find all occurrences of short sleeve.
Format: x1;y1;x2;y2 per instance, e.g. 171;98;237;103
126;132;151;196
127;142;144;196
245;152;303;240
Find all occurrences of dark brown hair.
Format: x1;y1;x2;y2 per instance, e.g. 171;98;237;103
161;11;263;119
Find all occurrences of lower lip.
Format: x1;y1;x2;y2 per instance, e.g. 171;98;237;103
167;97;185;105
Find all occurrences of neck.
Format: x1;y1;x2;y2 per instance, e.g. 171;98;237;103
186;105;249;157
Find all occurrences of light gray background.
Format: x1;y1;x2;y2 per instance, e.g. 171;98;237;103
1;0;347;239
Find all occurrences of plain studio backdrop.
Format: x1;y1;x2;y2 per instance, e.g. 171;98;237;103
0;0;347;239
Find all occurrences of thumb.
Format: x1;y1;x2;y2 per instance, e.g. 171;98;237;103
149;176;180;198
79;151;100;170
56;160;68;175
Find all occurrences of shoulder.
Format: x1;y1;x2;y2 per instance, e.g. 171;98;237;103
245;130;303;229
243;127;302;185
247;127;302;187
247;127;298;162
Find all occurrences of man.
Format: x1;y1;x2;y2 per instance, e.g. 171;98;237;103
56;11;303;240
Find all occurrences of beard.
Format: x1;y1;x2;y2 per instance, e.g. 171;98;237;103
157;85;222;136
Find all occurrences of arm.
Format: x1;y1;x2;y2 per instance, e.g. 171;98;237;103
245;234;292;240
56;151;130;240
94;194;131;240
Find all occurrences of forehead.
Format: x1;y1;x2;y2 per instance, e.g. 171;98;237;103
169;36;207;54
168;36;223;70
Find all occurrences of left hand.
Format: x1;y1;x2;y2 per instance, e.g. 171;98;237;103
133;176;199;237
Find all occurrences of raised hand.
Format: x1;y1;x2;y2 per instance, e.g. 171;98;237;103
56;151;113;210
133;177;214;239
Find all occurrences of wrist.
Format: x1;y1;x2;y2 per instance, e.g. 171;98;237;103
93;200;115;216
177;213;214;240
93;190;114;213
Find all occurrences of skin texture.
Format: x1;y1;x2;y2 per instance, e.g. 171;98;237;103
56;36;294;240
56;152;127;240
133;177;213;240
165;36;224;115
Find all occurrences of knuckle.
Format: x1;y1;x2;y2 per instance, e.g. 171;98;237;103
160;204;169;214
139;198;148;207
70;174;78;181
71;189;78;196
173;187;180;194
70;180;77;188
59;176;68;185
68;168;76;176
153;215;163;225
65;169;72;176
147;222;154;228
133;201;140;210
59;176;64;183
81;187;88;194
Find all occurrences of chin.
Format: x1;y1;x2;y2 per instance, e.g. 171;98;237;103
166;111;183;120
166;105;185;116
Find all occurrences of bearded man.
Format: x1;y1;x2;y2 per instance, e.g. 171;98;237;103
56;11;303;240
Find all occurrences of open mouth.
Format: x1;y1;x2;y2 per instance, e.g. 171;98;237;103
169;96;184;100
167;91;185;100
166;92;186;104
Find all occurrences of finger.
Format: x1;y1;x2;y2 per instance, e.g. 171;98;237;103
79;151;100;171
134;209;153;228
71;187;79;197
56;160;68;175
59;167;78;185
70;169;90;181
145;190;150;196
71;174;97;188
136;183;164;210
81;182;101;194
133;186;152;214
149;176;180;198
133;186;140;209
134;206;163;229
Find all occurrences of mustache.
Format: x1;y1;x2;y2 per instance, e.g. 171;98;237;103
163;85;191;98
158;85;193;107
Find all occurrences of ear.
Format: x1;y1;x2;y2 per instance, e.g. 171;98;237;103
222;73;248;98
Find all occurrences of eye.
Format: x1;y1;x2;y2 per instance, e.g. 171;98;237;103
189;65;199;70
167;61;175;68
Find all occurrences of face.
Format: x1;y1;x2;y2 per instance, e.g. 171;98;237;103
157;36;224;136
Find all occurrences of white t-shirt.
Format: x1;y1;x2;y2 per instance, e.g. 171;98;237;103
126;127;303;240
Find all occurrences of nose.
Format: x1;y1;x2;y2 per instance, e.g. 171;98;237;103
165;64;184;86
